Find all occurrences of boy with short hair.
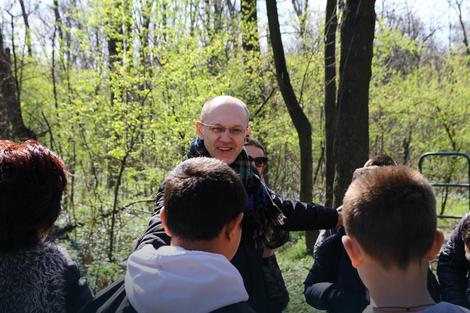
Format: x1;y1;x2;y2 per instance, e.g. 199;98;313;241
125;157;255;313
341;166;469;313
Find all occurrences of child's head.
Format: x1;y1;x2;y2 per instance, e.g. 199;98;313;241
460;215;470;262
161;157;246;259
342;166;442;271
363;154;397;167
353;154;396;180
0;140;67;250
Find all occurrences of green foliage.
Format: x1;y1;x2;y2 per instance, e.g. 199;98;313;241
8;0;470;301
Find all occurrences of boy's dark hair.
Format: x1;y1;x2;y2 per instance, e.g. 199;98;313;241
353;154;396;180
163;157;247;241
0;140;67;250
460;215;470;244
343;166;436;270
364;154;397;167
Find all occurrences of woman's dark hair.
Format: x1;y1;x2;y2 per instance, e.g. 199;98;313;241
0;140;67;250
244;137;266;155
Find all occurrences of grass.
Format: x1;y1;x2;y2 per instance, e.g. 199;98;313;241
276;232;324;313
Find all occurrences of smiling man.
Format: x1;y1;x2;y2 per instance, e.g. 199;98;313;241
196;96;250;164
137;95;340;313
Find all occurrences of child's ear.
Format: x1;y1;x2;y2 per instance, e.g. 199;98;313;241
427;229;444;261
342;235;364;268
225;212;244;240
160;207;172;237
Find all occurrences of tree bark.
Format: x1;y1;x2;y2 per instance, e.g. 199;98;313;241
333;0;376;208
266;0;315;252
241;0;260;53
324;0;337;208
455;0;470;56
19;0;32;57
0;33;34;140
291;0;309;49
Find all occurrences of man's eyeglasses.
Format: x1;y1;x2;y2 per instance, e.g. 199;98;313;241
200;122;246;136
248;156;268;167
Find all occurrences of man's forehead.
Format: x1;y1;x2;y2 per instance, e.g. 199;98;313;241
201;100;249;125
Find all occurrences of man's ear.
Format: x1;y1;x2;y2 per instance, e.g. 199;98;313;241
160;207;172;237
196;121;204;139
245;127;251;137
225;212;244;240
427;229;444;261
342;235;364;268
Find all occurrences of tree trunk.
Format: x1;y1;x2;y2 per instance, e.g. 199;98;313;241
266;0;316;252
241;0;260;54
19;0;32;57
455;0;470;56
333;0;376;208
291;0;309;49
324;0;337;208
0;33;34;140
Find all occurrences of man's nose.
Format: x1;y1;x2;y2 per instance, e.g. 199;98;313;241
219;130;232;142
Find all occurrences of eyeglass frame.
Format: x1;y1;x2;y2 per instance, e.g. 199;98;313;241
248;156;268;167
199;122;248;137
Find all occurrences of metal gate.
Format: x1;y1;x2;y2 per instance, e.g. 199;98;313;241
418;152;470;219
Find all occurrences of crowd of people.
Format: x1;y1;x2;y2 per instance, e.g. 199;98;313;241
1;95;470;313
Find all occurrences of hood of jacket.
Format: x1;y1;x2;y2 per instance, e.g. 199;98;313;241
125;244;248;313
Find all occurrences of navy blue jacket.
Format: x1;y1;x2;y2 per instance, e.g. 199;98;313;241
437;214;470;309
304;227;442;313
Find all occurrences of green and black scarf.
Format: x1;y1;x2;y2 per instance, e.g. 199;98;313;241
187;137;285;245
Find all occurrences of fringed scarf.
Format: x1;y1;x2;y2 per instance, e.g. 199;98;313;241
186;137;285;246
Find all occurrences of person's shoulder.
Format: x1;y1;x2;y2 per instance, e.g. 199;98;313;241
423;302;470;313
210;301;256;313
315;227;345;249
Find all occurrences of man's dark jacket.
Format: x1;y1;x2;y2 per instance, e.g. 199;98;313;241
135;175;338;313
304;227;442;313
438;214;470;309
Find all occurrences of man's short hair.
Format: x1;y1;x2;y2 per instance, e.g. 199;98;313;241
363;154;397;167
163;157;247;241
0;140;67;250
461;215;470;244
343;166;436;270
200;96;250;124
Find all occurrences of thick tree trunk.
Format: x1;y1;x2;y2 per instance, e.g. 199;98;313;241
324;0;337;208
333;0;376;208
0;33;34;140
266;0;316;252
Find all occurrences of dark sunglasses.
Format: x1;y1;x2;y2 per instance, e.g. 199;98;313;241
248;156;268;167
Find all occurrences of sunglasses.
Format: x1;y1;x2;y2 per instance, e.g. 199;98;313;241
248;156;268;167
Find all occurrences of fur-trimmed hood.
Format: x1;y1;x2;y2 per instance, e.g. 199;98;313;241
0;242;72;313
